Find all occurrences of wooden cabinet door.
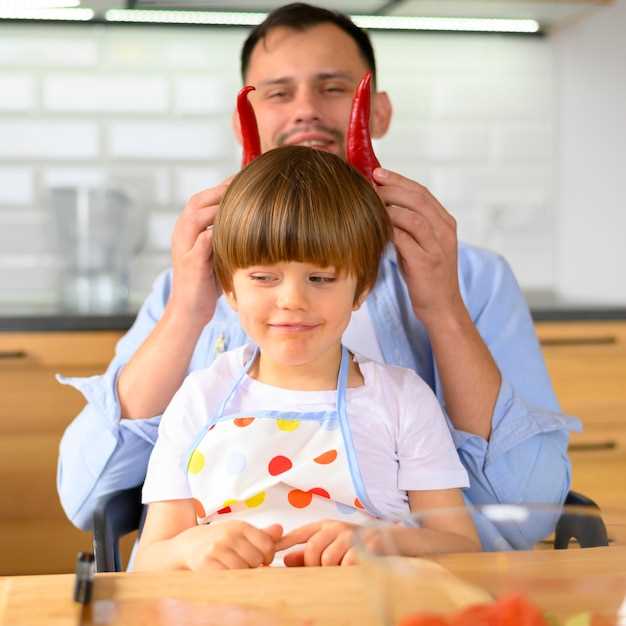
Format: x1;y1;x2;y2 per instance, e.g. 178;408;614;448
0;331;123;575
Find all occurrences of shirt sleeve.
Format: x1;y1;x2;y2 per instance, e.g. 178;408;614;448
56;270;172;530
442;248;582;547
397;370;470;492
141;377;200;504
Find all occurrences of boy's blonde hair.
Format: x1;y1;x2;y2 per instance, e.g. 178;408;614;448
213;146;392;302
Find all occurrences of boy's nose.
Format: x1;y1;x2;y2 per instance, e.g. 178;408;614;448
276;281;308;310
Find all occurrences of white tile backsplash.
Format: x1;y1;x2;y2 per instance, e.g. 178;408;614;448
0;167;34;204
43;74;170;113
0;121;99;159
0;22;559;303
108;120;235;160
0;73;35;111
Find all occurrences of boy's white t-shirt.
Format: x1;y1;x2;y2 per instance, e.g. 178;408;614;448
143;346;469;521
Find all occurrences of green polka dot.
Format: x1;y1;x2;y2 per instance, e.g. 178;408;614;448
188;450;205;474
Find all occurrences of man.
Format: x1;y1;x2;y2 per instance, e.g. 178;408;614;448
57;3;579;551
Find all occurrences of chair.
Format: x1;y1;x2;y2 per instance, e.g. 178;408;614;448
91;487;610;572
93;484;146;573
554;491;609;549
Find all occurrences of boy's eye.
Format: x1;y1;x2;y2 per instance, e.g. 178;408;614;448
309;275;336;284
250;274;276;283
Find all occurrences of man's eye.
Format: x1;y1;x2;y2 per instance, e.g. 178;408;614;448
323;85;346;94
267;91;288;99
250;274;275;282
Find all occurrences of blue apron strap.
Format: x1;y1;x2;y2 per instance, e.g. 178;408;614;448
215;344;259;420
336;346;384;518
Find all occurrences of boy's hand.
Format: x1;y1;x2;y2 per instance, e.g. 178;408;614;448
176;521;283;570
169;177;234;327
276;520;362;567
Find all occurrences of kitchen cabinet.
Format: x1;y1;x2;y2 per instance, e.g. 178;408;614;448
0;331;123;575
535;321;626;512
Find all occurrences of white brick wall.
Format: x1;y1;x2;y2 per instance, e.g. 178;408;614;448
0;22;557;306
43;74;170;113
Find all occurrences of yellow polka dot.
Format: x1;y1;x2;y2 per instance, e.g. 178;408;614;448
223;499;237;507
245;492;266;508
276;419;300;432
188;450;205;474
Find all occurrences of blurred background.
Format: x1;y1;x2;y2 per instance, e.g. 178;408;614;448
1;0;625;311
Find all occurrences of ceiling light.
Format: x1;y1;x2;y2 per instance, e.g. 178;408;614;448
0;7;93;20
105;9;265;26
104;9;539;34
352;15;539;33
0;0;80;6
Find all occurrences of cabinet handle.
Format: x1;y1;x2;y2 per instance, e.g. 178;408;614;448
568;441;617;452
540;336;617;347
0;350;27;359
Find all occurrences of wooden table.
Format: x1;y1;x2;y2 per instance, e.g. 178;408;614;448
1;547;625;626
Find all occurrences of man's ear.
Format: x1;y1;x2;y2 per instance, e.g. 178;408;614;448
371;91;392;139
353;288;370;311
232;109;243;147
225;289;239;312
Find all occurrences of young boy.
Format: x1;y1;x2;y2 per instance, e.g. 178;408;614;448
134;146;479;571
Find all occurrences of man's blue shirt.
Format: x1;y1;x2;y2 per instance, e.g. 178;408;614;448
57;242;580;550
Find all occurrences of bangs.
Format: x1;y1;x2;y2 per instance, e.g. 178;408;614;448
213;146;391;297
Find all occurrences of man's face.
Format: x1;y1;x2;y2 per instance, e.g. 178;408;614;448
242;23;374;160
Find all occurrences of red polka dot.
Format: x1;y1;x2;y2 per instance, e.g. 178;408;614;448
234;417;255;427
268;455;292;476
217;506;232;515
310;487;330;499
288;489;312;509
354;498;364;509
314;449;337;464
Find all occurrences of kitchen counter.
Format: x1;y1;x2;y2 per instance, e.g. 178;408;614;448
1;290;625;331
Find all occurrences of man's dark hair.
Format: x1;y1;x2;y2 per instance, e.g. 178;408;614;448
240;3;376;82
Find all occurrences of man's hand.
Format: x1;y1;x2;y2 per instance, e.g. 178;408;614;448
176;521;283;570
276;520;364;567
372;167;465;327
169;179;232;327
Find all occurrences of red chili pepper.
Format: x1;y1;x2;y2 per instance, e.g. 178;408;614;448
346;71;381;183
237;85;262;167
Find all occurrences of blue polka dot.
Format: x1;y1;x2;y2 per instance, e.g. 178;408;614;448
336;502;356;515
226;450;247;475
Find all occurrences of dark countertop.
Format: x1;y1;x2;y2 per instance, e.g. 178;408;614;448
1;290;625;332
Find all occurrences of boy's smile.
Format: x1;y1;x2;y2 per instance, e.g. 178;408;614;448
225;261;366;390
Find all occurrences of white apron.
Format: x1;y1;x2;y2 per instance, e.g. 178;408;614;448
184;346;381;563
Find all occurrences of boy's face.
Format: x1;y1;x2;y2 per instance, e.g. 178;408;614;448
237;23;390;160
225;261;366;370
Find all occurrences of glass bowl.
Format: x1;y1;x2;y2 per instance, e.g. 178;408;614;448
354;503;626;626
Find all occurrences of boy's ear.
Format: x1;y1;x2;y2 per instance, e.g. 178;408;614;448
353;288;370;311
225;289;239;312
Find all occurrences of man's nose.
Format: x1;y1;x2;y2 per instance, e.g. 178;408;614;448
291;87;322;125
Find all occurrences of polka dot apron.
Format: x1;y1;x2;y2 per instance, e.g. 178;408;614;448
184;346;380;563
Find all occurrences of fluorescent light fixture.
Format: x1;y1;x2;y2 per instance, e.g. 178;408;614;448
0;0;80;7
353;15;539;33
0;8;93;20
105;9;539;33
105;9;265;26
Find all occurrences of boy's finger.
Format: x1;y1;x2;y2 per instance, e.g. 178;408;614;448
275;522;321;551
283;550;306;567
243;525;280;564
